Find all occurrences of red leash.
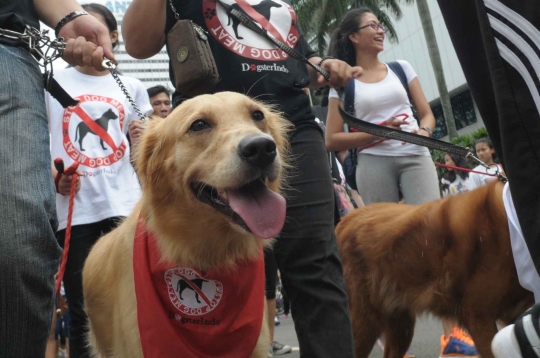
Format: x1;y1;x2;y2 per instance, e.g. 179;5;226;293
434;162;500;176
354;113;413;152
54;158;80;295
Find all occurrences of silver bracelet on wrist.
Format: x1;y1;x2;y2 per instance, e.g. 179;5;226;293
420;126;433;137
54;11;90;37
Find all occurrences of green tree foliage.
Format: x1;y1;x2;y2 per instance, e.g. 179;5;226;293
431;127;490;180
290;0;413;55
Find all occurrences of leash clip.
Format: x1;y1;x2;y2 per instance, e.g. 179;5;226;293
102;58;117;70
466;153;508;183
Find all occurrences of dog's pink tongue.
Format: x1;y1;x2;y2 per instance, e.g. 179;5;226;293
228;181;286;239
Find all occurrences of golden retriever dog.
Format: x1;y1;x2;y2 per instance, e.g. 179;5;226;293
82;92;290;357
336;181;534;358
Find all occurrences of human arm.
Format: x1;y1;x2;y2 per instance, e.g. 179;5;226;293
325;98;407;152
122;0;168;58
34;0;114;69
408;77;436;137
336;150;348;165
306;57;363;89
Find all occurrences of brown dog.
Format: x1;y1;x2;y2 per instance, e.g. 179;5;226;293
82;92;290;357
336;181;534;358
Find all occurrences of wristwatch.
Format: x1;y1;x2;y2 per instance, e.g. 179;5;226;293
420;126;433;137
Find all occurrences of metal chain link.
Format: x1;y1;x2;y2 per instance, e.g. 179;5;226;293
169;0;180;20
0;26;66;89
102;59;147;121
0;26;147;121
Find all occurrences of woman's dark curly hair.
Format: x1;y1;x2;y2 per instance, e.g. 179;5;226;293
443;152;470;182
330;7;374;67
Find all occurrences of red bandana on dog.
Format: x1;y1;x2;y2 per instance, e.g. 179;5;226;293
133;219;265;358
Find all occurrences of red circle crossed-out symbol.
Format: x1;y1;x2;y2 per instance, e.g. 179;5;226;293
62;95;127;169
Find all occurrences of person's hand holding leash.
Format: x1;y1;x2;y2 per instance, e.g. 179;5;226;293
318;59;363;88
382;117;407;131
128;119;146;147
59;15;115;71
56;172;82;196
53;159;81;196
381;117;408;144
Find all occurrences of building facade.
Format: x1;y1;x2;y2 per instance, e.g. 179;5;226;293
379;0;485;139
97;0;173;90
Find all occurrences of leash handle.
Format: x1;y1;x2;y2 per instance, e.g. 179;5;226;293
54;158;79;193
53;158;65;192
54;158;80;295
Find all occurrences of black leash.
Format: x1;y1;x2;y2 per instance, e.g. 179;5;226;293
339;106;469;156
338;106;507;182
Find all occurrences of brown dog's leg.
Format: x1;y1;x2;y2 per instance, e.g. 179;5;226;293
465;316;497;358
351;305;382;358
382;310;416;358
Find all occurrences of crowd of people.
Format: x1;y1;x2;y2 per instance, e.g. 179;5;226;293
0;0;538;358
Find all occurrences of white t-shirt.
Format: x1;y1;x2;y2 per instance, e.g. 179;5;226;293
329;60;430;157
441;175;470;197
46;67;153;230
468;164;503;190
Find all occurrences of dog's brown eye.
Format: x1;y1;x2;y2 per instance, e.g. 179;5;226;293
252;110;264;121
189;119;211;132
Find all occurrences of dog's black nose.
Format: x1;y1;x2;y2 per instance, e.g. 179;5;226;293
238;135;277;169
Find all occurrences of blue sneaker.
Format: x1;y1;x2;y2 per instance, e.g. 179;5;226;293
440;328;478;357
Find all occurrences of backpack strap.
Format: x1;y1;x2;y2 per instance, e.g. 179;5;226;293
344;79;356;116
387;61;410;100
388;61;418;120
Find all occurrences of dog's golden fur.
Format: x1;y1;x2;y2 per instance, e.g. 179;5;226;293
336;181;534;358
82;92;291;357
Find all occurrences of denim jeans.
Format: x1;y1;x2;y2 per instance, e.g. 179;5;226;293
0;44;61;358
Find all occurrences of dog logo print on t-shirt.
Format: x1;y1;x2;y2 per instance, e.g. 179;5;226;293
165;267;223;316
75;108;118;152
203;0;299;61
62;95;128;168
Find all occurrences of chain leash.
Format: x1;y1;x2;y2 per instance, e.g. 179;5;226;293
1;25;146;120
0;26;66;89
102;59;147;121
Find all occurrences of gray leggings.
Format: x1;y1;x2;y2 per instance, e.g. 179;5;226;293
355;153;441;205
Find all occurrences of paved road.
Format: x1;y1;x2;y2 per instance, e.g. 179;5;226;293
273;314;444;358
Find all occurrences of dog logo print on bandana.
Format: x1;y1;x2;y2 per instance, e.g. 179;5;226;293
203;0;299;61
165;268;223;316
133;219;265;357
62;95;127;168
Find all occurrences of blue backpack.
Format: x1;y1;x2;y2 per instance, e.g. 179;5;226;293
342;61;414;191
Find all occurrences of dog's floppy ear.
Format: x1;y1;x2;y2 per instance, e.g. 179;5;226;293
133;118;168;189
